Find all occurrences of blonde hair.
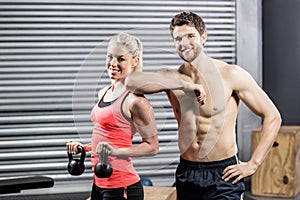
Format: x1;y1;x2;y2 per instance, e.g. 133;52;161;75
108;32;143;72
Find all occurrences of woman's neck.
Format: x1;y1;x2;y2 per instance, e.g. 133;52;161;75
110;79;125;92
105;80;126;101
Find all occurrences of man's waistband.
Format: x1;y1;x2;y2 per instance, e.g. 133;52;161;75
180;155;239;169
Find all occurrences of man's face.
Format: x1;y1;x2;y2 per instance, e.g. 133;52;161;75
172;24;205;62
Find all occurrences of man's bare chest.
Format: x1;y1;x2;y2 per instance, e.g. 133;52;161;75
170;87;228;118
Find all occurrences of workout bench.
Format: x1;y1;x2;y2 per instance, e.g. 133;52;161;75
0;176;54;194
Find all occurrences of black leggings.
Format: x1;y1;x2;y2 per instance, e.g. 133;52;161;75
90;181;144;200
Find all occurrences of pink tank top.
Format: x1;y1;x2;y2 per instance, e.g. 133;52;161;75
90;88;140;188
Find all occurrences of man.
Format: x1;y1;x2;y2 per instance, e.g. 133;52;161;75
125;11;281;199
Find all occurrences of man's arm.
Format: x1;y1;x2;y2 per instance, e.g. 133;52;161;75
125;69;206;103
222;65;281;184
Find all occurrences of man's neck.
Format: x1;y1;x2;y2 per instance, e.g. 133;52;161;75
190;51;212;73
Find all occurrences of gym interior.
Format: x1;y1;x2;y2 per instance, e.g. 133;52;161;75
0;0;299;199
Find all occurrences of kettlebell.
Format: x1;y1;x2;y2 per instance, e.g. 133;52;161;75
94;145;113;178
67;146;86;176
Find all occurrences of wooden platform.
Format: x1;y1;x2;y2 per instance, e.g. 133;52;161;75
252;126;300;198
144;186;176;200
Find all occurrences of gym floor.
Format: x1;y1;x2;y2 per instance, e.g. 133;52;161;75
1;192;300;200
1;181;299;200
0;192;90;200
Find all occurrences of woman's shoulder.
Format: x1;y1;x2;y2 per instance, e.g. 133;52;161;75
126;92;151;108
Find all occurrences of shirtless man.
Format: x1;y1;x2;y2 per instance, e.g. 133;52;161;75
125;11;281;199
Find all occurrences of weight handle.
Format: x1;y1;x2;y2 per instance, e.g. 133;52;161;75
67;146;85;159
100;145;109;164
68;151;73;161
77;146;83;153
79;146;86;165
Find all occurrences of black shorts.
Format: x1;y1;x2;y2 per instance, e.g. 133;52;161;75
176;155;245;200
90;181;143;200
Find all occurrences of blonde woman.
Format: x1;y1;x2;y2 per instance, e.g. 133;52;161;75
67;33;159;200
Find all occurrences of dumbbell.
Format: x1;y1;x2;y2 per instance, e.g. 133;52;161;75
67;146;86;176
94;145;113;178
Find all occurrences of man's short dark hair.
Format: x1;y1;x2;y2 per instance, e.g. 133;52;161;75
169;11;206;36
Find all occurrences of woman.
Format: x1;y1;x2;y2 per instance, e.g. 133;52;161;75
67;33;159;200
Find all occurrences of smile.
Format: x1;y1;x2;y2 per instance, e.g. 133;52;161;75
181;48;192;53
109;67;121;73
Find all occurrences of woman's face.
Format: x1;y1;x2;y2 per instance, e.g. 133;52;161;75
106;44;139;81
